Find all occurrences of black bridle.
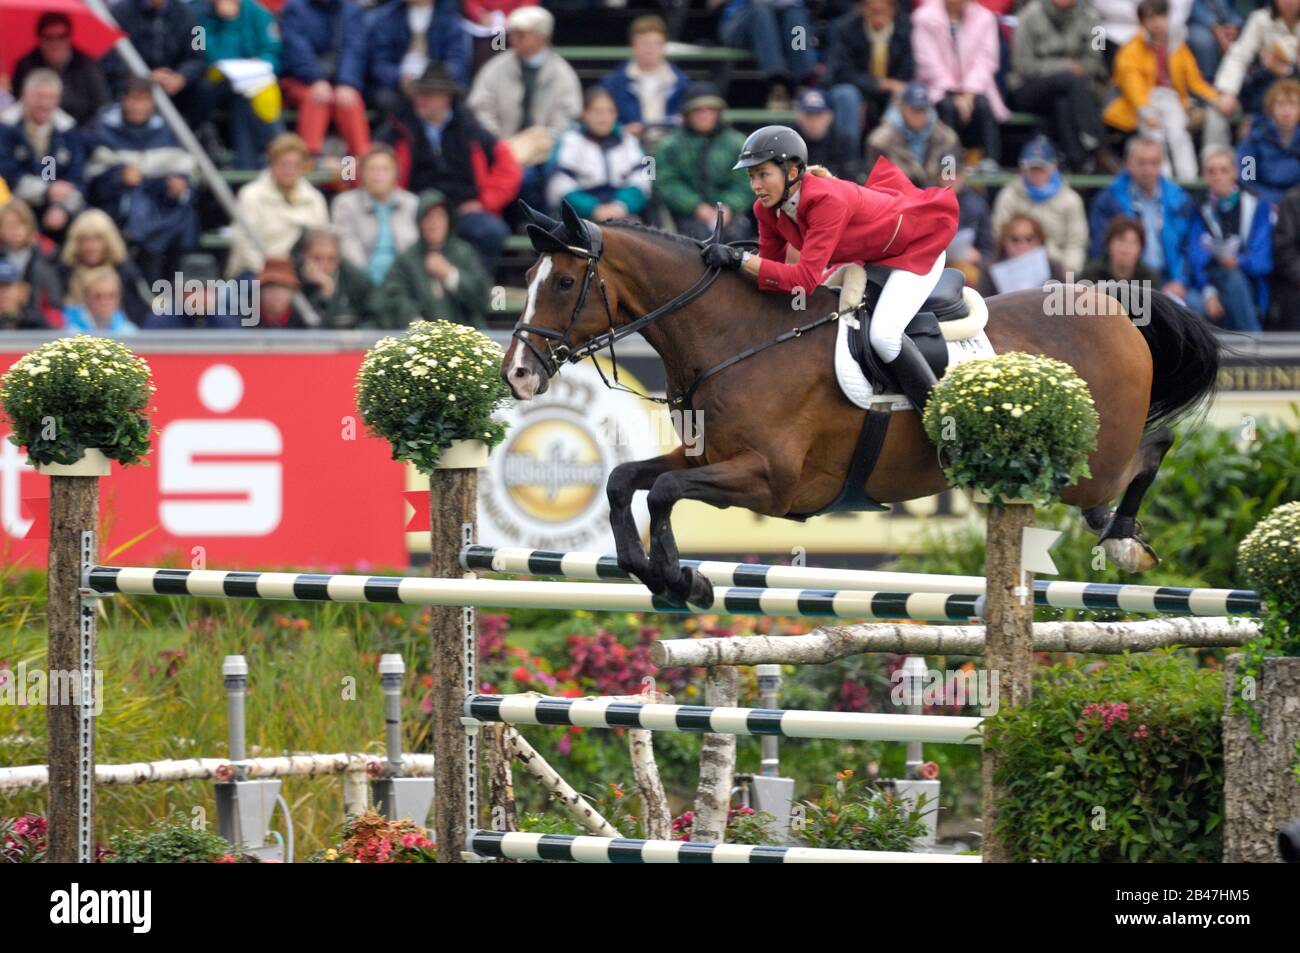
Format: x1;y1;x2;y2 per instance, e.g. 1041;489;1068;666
510;215;844;409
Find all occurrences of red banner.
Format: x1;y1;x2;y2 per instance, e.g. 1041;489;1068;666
0;350;408;572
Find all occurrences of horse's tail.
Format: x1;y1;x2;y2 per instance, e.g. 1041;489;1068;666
1134;289;1221;431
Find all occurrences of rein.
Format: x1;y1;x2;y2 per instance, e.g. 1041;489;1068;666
510;225;843;409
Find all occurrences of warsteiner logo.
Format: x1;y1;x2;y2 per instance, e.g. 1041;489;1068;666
478;360;668;551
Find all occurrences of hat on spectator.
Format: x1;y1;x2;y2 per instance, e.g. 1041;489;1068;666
411;62;461;96
0;261;19;284
258;258;299;291
682;81;726;113
796;89;831;113
900;82;930;109
508;6;554;36
1019;136;1058;169
123;75;152;97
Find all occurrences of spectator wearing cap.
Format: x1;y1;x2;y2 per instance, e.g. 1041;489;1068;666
710;0;817;110
467;6;581;209
255;257;308;328
1235;77;1300;205
59;209;154;328
61;267;138;335
991;137;1089;274
1007;0;1115;175
1188;144;1269;332
103;0;206;120
377;189;491;328
380;62;521;273
85;78;199;282
1080;215;1163;289
546;87;652;222
11;12;111;126
290;227;380;328
865;81;961;186
195;0;286;171
0;259;51;330
1088;135;1198;304
0;198;62;325
365;0;472;117
826;0;915;149
226;133;329;278
654;81;753;242
279;0;371;158
1187;0;1243;83
941;150;994;287
0;70;85;240
794;90;860;180
331;144;420;284
599;15;689;150
910;0;1007;173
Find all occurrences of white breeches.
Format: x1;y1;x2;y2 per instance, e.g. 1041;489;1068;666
868;250;947;362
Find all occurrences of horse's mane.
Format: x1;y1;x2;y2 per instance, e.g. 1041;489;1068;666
600;218;707;251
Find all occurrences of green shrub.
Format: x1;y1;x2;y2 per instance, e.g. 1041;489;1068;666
105;813;259;863
0;336;154;466
985;653;1222;862
797;772;931;852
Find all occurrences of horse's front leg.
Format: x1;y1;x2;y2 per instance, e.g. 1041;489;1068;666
607;447;691;592
645;450;789;608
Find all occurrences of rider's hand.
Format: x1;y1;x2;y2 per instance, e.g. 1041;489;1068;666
701;243;744;270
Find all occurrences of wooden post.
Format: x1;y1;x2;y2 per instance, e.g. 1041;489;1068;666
1222;655;1300;862
485;725;518;861
979;503;1035;863
45;474;100;863
428;443;481;863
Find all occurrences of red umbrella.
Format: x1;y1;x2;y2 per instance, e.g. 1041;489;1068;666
0;0;123;78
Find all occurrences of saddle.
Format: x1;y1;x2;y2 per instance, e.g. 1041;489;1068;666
828;264;982;395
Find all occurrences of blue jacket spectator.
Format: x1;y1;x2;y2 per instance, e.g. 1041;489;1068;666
1088;138;1197;290
1236;80;1300;204
598;14;688;137
0;82;85;233
281;0;369;91
366;0;471;106
103;0;205;116
1189;146;1270;332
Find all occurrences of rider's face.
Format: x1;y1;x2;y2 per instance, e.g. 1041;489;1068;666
748;161;795;208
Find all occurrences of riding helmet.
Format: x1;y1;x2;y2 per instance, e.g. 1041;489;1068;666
732;125;809;171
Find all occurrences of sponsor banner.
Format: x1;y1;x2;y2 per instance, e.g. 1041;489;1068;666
0;350;407;571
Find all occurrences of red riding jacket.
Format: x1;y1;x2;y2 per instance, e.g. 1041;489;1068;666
752;157;959;293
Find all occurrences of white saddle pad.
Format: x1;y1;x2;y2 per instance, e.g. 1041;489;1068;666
834;288;995;411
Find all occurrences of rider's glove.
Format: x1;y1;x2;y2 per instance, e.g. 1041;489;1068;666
701;243;745;270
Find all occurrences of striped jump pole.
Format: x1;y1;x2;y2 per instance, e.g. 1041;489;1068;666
460;545;1261;617
465;695;983;745
85;566;987;622
468;830;980;864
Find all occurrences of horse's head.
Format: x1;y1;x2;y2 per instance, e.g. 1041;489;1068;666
502;200;621;400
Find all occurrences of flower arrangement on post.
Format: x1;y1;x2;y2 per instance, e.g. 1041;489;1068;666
922;351;1099;863
1232;502;1300;734
355;320;511;473
356;320;511;864
921;351;1099;505
0;336;154;470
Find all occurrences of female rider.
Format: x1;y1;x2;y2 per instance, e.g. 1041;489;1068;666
701;125;960;411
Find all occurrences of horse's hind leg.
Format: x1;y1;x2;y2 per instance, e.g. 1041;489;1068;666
1085;427;1175;573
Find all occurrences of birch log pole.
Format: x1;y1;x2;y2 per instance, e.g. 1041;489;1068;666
980;504;1035;863
651;616;1256;667
629;687;672;840
485;725;518;860
504;728;619;837
692;665;740;842
46;474;99;864
429;464;477;862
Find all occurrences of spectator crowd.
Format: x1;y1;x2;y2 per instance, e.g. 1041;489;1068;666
0;0;1298;334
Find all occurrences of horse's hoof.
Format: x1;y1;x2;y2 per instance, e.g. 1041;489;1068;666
1103;536;1161;573
681;566;715;609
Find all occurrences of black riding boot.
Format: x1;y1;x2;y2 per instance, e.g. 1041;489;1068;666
886;335;939;413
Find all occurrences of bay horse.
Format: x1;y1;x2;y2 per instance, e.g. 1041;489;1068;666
501;201;1220;607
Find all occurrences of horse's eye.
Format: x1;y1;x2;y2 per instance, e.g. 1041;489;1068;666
557;275;575;291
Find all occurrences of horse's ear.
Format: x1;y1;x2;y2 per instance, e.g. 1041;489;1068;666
560;200;590;249
517;199;562;235
525;223;571;254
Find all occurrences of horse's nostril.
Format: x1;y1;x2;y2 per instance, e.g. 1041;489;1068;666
513;367;529;378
